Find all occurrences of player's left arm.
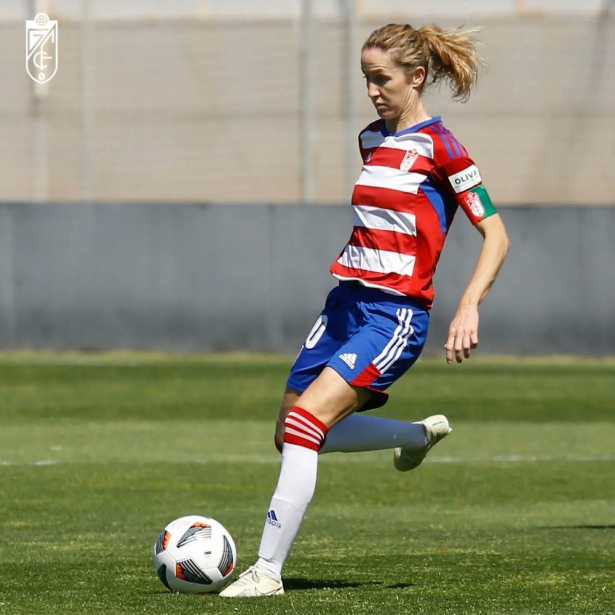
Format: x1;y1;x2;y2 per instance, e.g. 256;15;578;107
436;153;511;363
444;213;510;363
444;212;511;364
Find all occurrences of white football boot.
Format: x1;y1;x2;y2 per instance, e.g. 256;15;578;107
219;565;284;598
393;414;451;472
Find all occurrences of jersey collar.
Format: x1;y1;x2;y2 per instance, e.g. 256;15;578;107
380;116;442;137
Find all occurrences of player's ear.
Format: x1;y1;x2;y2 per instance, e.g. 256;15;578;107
408;66;426;89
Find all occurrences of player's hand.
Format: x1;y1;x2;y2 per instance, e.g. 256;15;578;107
445;305;479;364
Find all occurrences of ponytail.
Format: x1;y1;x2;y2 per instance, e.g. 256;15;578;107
418;25;483;101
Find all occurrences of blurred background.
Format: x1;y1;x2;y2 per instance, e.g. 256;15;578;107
0;0;613;354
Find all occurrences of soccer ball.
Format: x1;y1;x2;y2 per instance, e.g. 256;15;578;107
153;515;237;594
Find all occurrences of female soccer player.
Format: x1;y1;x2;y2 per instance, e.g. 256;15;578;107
220;23;510;597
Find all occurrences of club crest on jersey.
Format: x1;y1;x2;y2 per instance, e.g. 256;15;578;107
448;165;481;193
464;191;485;218
400;149;419;172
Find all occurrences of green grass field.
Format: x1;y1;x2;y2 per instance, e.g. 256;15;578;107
0;354;614;615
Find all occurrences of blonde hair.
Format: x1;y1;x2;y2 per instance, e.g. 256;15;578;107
362;23;484;102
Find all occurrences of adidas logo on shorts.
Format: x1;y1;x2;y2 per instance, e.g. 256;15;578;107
339;353;357;369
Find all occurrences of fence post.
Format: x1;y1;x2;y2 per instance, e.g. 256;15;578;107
299;0;316;203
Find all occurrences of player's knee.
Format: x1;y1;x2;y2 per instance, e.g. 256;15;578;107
274;416;286;453
274;420;284;453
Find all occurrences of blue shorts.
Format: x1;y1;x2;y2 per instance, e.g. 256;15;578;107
287;281;430;411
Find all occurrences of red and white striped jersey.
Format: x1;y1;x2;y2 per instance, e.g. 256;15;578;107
330;116;497;309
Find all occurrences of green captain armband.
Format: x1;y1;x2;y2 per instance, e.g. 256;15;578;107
466;184;497;220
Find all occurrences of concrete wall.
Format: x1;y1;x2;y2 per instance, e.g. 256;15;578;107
0;202;612;355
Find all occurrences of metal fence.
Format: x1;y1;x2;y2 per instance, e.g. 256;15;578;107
3;0;614;205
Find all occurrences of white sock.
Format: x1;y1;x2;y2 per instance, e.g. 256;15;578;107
319;413;427;454
256;408;328;577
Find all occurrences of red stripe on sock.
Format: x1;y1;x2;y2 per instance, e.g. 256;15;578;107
283;406;329;451
289;407;328;435
284;432;321;451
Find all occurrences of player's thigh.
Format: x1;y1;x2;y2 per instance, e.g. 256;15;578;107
276;369;372;442
295;367;372;428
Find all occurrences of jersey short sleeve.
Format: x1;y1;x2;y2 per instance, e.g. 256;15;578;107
438;156;498;225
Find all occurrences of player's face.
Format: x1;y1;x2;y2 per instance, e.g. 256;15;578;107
361;47;420;121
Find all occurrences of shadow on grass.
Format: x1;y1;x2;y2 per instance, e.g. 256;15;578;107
541;525;615;530
284;578;363;591
284;578;415;591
